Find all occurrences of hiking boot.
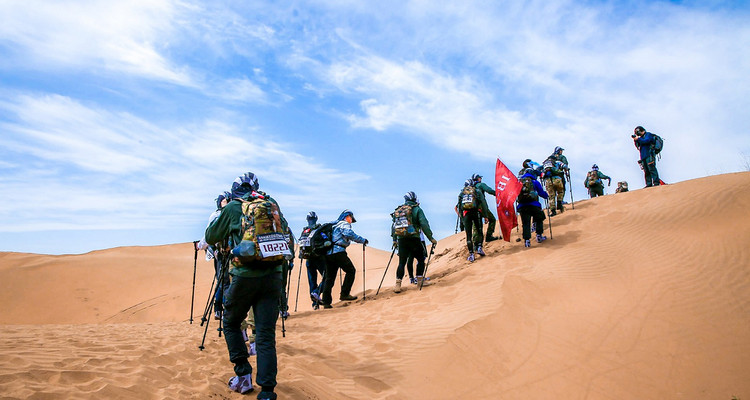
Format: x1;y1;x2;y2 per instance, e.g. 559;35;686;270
279;310;290;319
536;234;547;243
339;294;357;301
310;292;322;303
476;246;486;256
467;253;475;262
417;276;432;288
524;239;531;248
228;373;254;394
257;391;277;400
394;279;403;293
248;342;257;356
550;209;557;216
485;235;498;242
214;310;222;320
321;303;333;309
410;277;417;285
242;329;249;342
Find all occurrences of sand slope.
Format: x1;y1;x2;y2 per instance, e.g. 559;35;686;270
1;172;749;399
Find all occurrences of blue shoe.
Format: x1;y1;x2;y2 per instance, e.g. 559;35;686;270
467;253;475;262
536;234;547;243
476;246;485;256
228;373;253;394
524;240;531;248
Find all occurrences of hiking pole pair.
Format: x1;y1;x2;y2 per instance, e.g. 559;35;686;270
190;240;198;324
376;244;398;295
199;252;229;350
419;243;437;291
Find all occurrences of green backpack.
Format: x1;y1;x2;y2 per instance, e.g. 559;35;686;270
231;195;292;266
517;177;539;203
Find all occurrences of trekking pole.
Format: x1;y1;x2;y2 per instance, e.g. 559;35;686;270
419;243;437;291
566;170;575;209
376;244;397;295
200;261;218;326
215;255;230;338
362;243;367;301
294;255;303;312
454;214;459;234
190;241;198;324
545;200;553;240
199;254;227;350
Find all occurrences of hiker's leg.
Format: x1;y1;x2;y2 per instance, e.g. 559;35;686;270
339;254;357;297
223;275;256;376
253;272;282;392
462;214;474;252
395;238;408;280
520;208;532;240
321;255;338;305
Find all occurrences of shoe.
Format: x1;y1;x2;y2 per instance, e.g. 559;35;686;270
417;276;432;288
476;246;486;256
214;310;222;320
409;277;417;285
467;253;475;262
228;374;254;394
322;303;333;309
524;240;531;248
242;329;249;342
550;209;557;216
311;292;322;303
339;294;357;301
536;234;547;243
394;279;402;293
485;235;498;242
280;310;290;319
257;391;277;400
248;342;256;356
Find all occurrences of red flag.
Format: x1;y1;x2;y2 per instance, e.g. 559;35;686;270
495;158;521;242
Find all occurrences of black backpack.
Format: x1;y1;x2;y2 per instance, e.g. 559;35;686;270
517;177;539;203
651;134;664;155
309;222;335;256
298;226;315;259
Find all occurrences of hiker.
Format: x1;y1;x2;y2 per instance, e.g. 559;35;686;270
205;172;287;399
633;126;661;187
196;191;232;319
472;174;500;241
456;179;485;262
320;209;368;308
540;158;567;215
583;164;611;198
516;169;549;248
391;191;438;293
616;181;629;193
299;211;327;308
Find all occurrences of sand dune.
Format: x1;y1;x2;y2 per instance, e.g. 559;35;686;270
1;172;749;399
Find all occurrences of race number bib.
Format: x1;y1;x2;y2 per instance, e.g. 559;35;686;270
299;236;311;247
462;194;474;204
257;233;292;258
394;216;409;229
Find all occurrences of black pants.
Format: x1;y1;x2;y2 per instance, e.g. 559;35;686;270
223;272;282;391
462;209;483;252
322;251;356;304
396;236;426;280
518;205;545;240
589;184;604;198
305;256;327;297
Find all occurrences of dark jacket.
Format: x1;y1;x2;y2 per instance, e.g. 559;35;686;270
635;132;656;160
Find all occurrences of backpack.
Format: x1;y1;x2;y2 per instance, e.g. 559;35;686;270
587;170;600;187
460;185;478;210
651;134;664;155
298;226;316;259
231;196;292;266
393;204;417;237
309;222;335;256
517;177;539;203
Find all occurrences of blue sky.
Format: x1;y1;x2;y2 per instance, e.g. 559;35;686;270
1;0;748;254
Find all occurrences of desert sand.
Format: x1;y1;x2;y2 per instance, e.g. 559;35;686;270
1;172;749;399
